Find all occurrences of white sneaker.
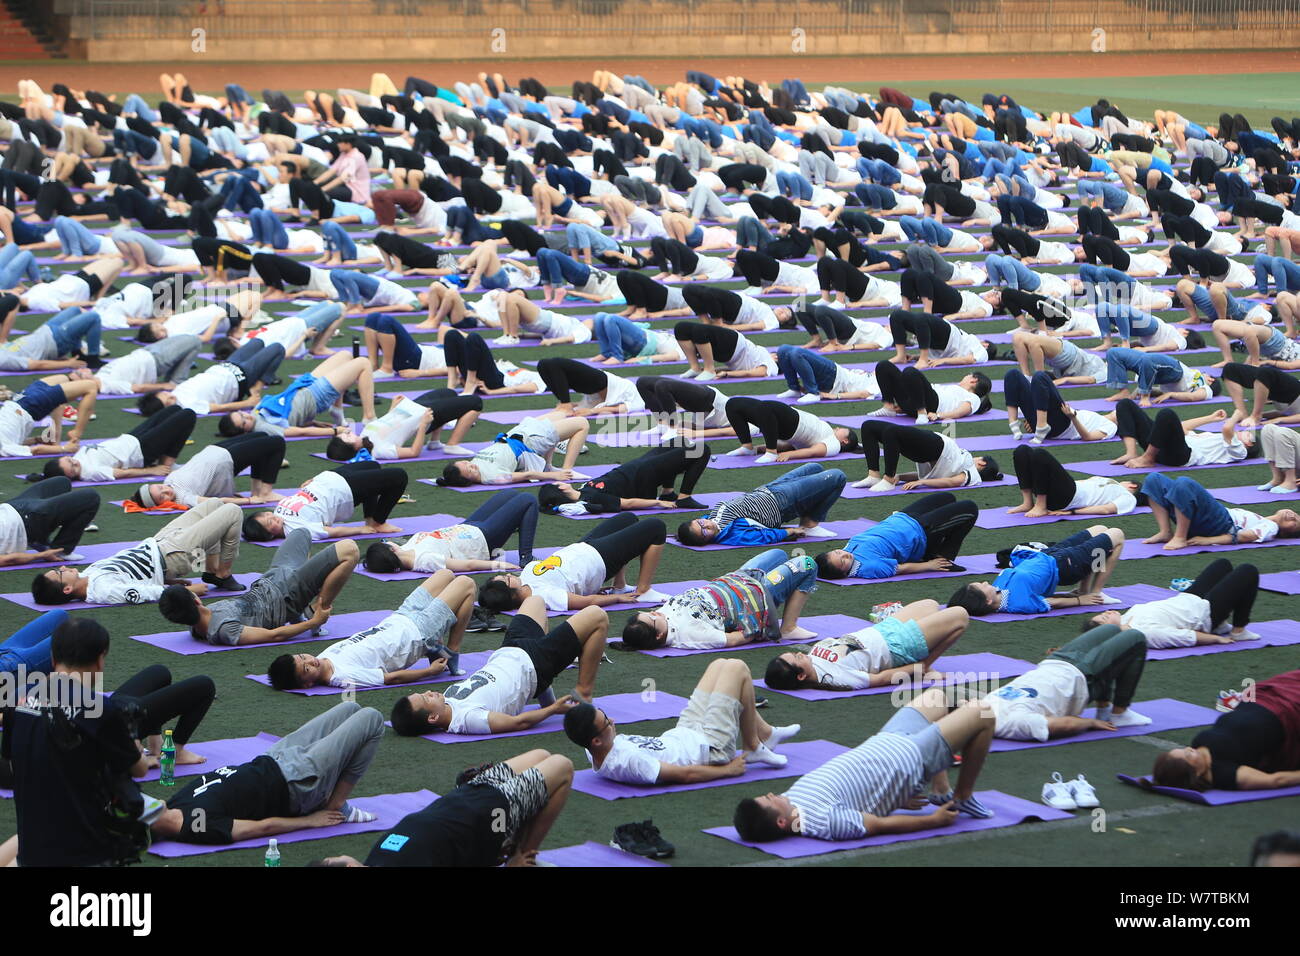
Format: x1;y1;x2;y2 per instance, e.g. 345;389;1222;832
801;525;837;538
851;476;880;489
59;551;85;562
775;389;800;399
695;371;718;382
441;444;474;456
827;300;846;310
1067;774;1099;809
1268;484;1296;494
1257;481;1278;491
496;334;520;345
915;414;929;425
1230;628;1261;642
742;286;763;296
1042;772;1077;810
754;452;778;464
1095;592;1123;605
866;406;894;417
796;393;822;404
426;440;444;451
723;446;756;457
870;480;897;493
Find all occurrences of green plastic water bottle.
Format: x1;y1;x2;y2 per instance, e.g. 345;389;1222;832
265;838;281;867
159;730;176;787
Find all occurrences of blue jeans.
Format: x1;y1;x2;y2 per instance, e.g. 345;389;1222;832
298;301;343;336
981;157;1017;180
536;247;591;286
762;463;847;524
1077;179;1129;212
776;170;813;201
1255;255;1300;294
1095;302;1157;339
1188;285;1245;321
995;172;1036;200
220;173;263;213
1080;264;1137;306
899;215;953;246
321;220;356;259
856;157;901;186
1003;369;1071;436
985;254;1039;291
250;207;289;248
465;489;539;557
1141;473;1234;536
1050;529;1120;586
736;216;773;250
777;344;838;393
113;128;161;162
0;609;66;677
446;205;494;243
565;222;616;256
365;313;422;371
741;548;818;604
0;243;38;288
123;93;158;121
48;307;101;357
332;269;379;304
53;216;100;256
592;313;646;360
1105;347;1182;394
854;182;898;210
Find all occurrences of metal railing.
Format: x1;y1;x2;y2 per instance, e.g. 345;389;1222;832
59;0;1300;40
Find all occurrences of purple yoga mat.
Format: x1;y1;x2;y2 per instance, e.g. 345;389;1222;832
247;512;462;547
479;406;624;425
990;699;1218;752
705;790;1072;858
1258;571;1300;595
355;546;564;582
148;789;436;858
1122;537;1300;560
821;551;1002;586
130;609;402;656
562;492;731;519
246;650;493;695
668;517;878;552
417;464;618;493
111;489;306;511
822;408;1006;426
1116;774;1300;805
0;572;261;611
1070;457;1260;477
975;505;1152;530
573;739;850;800
759;652;1036;701
971;583;1173;623
1146;619;1300;660
706;450;863;470
1214;484;1300;505
5;540;133;571
11;473;151;488
139;733;280;782
632;613;866;658
839;475;1020;498
536;841;668;867
409;691;690;745
310;442;493;464
519;579;708;615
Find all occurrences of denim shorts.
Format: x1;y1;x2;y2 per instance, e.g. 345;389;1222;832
394;586;456;647
307;377;341;414
878;616;928;667
481;268;510;291
880;705;953;779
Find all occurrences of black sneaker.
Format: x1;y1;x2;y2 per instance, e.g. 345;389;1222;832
465;609;492;632
636;820;675;859
202;572;245;592
342;387;364;407
754;695;769;709
611;822;655;857
674;496;706;510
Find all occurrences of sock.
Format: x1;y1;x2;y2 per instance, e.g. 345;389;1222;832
1095;705;1114;723
341;802;377;823
954;794;994;819
766;723;801;747
1111;708;1152;727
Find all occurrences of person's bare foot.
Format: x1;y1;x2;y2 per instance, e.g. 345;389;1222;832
1144;532;1171;544
1109;453;1133;465
1124;457;1152;469
367;522;402;534
1006;503;1031;514
922;670;946;682
1164;537;1188;550
175;748;206;765
1024;507;1049;518
781;625;816;641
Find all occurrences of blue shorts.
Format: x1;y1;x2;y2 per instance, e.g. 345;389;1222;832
16;380;66;420
481;268;510;291
880;706;953;779
878;616;928;667
395;586;455;648
307;377;340;414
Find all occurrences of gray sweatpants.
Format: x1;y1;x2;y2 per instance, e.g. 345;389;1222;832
673;135;711;171
905;242;954;282
110;226;172;266
154;498;241;575
268;701;384;815
147;333;202;384
688;182;730;220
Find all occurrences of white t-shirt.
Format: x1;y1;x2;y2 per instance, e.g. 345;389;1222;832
366;276;420;309
84;538;168;605
1057;409;1118;441
1033;240;1075;265
933;383;976;418
982;659;1089;741
1222;259;1253;288
593;727;712;784
773;262;819;293
735;293;779;329
830;365;878;398
725;334;777;376
272;471;355;539
171;364;241;414
1121;591;1212;648
361;400;427;460
918;433;981;485
0;503;28;554
1066;476;1137;515
443;646;537;734
404;524;490;571
806;630;892;689
844;319;890;349
521;542;607;611
942;229;982;253
96;348;157;395
496;360;545;392
166;305;229;339
73;434;144;482
790;409;841;456
0;327;56;370
863;275;902;306
22;274;89;313
96;283;155;330
1127;252;1167;277
585;370;643;412
0;401;35;457
1230;509;1279;543
321;614;427;687
1186;432;1247;466
938;322;989;362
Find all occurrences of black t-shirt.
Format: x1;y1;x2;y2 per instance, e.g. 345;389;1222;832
1191;702;1285;790
1;676;142;866
363;786;510;867
165;755;292;844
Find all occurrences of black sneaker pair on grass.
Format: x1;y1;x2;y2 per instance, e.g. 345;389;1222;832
466;607;503;632
611;820;674;859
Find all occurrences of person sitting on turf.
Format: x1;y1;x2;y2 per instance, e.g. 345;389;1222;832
478;513;669;611
130;432;288;508
564;658;801;785
32;499;244;605
242;461;408;541
362;489;539;573
676;463;847;546
1008;445;1140;518
435;409;589;486
1148;665;1300;793
946;526;1126;616
981;623;1152;746
42;404;196;482
1139;472;1300;551
159;528;359;646
216;350;379;438
764;600;970;691
731;683;998;842
149;701;385;844
314;749;575;867
1088;557;1261;647
622;548;819;649
388;599;610;737
536;444;711;515
815;492;978;580
854;423;1001;493
268;569;475;688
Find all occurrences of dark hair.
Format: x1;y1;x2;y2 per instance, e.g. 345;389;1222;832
985;343;1000;361
840;428;860;454
42;457;64;479
136;324;161;344
242;512;276;542
325;436;355;462
970;372;992;398
1184;330;1205;350
216;414;244;438
477;578;519;613
562;702;599;748
137;393;165;417
675;520;706;546
389;696;430;737
51;617;110;666
733;797;785;842
1210;377;1223;397
1150;751;1208;792
1060;195;1071;208
212;337;239;361
536;484;569;513
947;583;991;616
620;617;660;649
436;462;471;487
764;656;803;690
129;488;147;507
813;551;845;580
158;584;200;625
1250;830;1300;866
977;453;1002;482
32;572;72;605
363;542;401;573
267;654;300;690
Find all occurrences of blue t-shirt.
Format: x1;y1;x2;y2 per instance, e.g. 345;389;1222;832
991;551;1060;614
843;512;926;580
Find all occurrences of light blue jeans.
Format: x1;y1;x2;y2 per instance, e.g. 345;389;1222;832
54;216;101;256
985;254;1040;291
1105;347;1182;395
741;548;818;604
592;312;647;360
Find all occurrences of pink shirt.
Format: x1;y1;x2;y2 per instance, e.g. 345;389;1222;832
330;149;371;204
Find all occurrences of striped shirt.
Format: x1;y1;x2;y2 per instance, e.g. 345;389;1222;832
784;733;925;840
708;489;784;531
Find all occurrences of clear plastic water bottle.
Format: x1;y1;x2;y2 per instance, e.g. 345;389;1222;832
264;838;281;867
159;729;176;787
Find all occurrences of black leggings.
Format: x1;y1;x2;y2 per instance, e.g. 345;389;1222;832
130;405;197;464
797;305;857;342
536;357;609;404
717;163;766;192
580;512;667;577
861;421;945;476
217;432;286;484
736;250;782;286
1077;206;1121;241
1081;234;1132;271
373;231;445;269
902;491;979;561
114;664;216;748
923;182;976;218
1012;445;1077;511
587;445;711;505
682;285;742;322
673;322;739;363
617;270;671;311
889;309;954;350
635;376;719;418
333;460;408;523
654;153;695;190
443;329;505;389
193;236;253;274
725;397;799;448
1114;400;1191;466
650;237;700;276
990;223;1041;257
875;361;939;417
1186;558;1259;629
816;256;868;300
747;193;801;226
413;387;484;428
498;218;548;256
1221;362;1300;407
899;271;963;314
1161;214;1214;248
1169;245;1230;281
252;253;312;290
7;477;100;553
